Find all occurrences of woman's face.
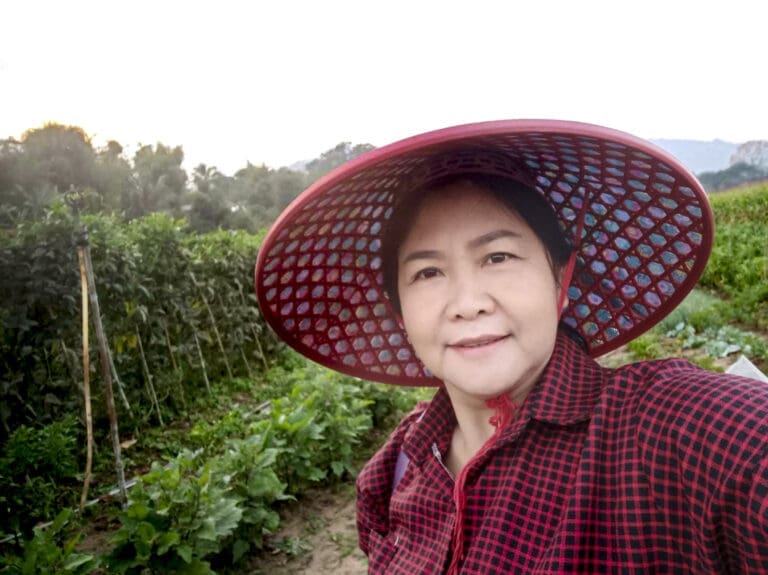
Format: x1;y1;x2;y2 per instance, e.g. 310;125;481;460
397;183;563;404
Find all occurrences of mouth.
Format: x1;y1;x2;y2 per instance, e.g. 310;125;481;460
448;334;510;350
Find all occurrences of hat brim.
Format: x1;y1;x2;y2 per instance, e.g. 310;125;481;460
255;120;713;386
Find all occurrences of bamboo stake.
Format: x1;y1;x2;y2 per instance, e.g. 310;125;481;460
162;318;178;371
190;272;233;379
193;329;212;396
81;232;128;505
162;319;187;414
135;326;164;427
239;346;254;379
77;247;93;514
238;287;269;371
107;345;133;417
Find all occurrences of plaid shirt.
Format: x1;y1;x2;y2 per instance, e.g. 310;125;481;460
357;332;768;573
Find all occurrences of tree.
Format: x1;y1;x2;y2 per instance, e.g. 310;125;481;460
229;164;307;231
698;162;768;192
92;140;133;214
187;164;232;232
126;144;188;219
0;124;99;224
305;142;374;182
18;124;96;193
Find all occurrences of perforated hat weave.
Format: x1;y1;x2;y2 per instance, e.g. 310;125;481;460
255;120;713;386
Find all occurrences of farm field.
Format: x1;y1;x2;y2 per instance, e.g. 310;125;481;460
1;182;767;573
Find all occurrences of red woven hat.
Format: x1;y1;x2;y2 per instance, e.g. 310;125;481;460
254;120;713;386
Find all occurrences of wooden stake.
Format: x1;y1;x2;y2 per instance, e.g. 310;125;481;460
107;345;133;417
135;326;164;427
77;247;93;514
190;272;233;379
239;287;269;371
239;345;253;379
162;318;178;371
193;329;212;396
81;235;128;505
162;319;187;414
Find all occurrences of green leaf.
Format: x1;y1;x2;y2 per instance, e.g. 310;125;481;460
62;552;99;571
176;543;193;564
232;539;250;563
157;530;181;555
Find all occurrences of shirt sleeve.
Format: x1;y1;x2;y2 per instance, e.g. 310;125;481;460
638;361;768;571
713;440;768;571
356;403;428;556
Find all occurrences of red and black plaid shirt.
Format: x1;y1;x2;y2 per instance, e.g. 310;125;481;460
357;332;768;573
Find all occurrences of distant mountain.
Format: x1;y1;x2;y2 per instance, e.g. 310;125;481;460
290;138;742;179
650;139;739;175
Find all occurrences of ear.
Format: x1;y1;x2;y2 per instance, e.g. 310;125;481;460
555;266;571;318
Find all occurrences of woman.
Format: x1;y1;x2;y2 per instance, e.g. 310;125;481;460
255;120;768;573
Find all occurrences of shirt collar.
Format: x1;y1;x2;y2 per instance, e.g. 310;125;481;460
401;331;605;463
521;330;605;426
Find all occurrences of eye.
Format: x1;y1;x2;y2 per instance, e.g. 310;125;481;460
485;252;515;265
412;267;442;282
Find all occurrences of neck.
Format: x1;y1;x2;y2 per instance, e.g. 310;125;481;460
444;388;516;475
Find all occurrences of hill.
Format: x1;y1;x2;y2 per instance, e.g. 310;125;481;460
650;138;739;175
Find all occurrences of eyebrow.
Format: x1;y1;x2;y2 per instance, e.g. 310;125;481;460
401;229;521;265
468;229;521;249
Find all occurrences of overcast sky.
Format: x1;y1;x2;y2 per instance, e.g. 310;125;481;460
1;0;765;174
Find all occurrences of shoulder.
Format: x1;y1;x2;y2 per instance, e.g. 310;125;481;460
618;357;768;492
620;357;768;430
357;401;430;497
355;401;430;554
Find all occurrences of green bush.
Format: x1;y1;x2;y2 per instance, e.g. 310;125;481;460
0;416;81;537
699;184;768;328
105;359;423;572
107;450;242;575
0;509;99;575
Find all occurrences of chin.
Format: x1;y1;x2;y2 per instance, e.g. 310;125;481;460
447;374;523;401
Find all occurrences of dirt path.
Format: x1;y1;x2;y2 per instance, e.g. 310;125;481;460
245;482;368;574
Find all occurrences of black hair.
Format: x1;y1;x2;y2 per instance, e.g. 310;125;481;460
381;173;574;315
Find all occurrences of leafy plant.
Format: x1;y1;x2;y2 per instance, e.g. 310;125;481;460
215;435;289;562
0;416;81;537
0;509;99;575
107;449;242;574
666;321;768;360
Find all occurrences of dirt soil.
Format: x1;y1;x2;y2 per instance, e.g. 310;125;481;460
245;482;367;575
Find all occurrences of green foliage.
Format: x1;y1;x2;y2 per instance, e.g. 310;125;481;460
304;142;374;182
107;450;241;574
655;289;722;333
666;322;768;360
0;416;81;536
127;144;187;219
699;183;768;328
0;510;99;575
1;121;376;231
105;360;420;572
626;333;663;360
0;210;274;437
188;409;250;455
215;436;287;559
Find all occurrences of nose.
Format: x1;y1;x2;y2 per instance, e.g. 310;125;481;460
444;271;495;320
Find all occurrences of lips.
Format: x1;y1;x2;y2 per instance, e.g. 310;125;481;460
448;334;509;349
